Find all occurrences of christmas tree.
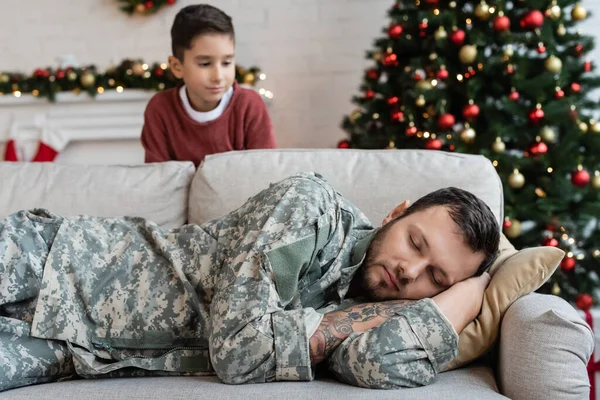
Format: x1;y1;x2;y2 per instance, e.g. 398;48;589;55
341;0;600;310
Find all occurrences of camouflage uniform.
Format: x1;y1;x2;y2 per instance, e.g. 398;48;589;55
0;172;457;392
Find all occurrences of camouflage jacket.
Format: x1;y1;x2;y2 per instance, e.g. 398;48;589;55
6;172;458;388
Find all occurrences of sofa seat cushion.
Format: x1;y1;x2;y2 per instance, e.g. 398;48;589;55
0;364;507;400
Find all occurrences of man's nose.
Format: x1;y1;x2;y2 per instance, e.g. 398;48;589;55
402;259;428;281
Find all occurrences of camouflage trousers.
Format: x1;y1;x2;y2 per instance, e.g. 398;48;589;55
0;210;75;391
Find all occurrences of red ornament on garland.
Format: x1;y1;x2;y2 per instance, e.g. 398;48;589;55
571;168;590;187
463;103;480;121
153;67;164;77
584;61;592;72
337;139;351;149
555;89;565;99
387;96;399;105
450;29;466;46
576;293;593;311
391;110;404;122
56;70;66;79
426;139;442;150
437;68;448;80
543;237;559;247
560;256;576;271
537;44;546;54
503;220;512;230
438;114;456;130
509;91;519;101
520;10;544;29
366;68;379;80
167;0;176;4
145;1;154;9
574;44;584;58
388;24;403;39
382;53;398;66
493;15;511;32
528;107;545;124
571;82;581;92
406;125;418;136
528;141;548;156
364;90;375;100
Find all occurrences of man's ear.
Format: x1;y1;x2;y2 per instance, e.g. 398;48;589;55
382;200;410;226
168;56;184;79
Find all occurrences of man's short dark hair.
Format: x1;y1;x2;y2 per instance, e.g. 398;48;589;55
400;187;500;276
171;4;234;61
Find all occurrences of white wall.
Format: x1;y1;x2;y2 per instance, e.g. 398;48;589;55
0;0;393;151
1;0;600;154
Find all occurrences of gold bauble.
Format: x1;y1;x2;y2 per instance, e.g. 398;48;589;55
243;73;256;85
579;122;589;133
548;5;561;20
460;127;476;143
67;71;78;81
349;109;362;123
540;126;556;142
416;95;426;107
0;74;8;84
508;169;525;189
571;4;587;21
136;4;146;13
372;51;383;62
80;72;96;88
459;45;478;64
475;2;490;20
416;79;433;90
551;282;561;296
504;45;514;58
492;137;506;153
591;120;600;133
434;26;448;40
592;172;600;189
545;56;563;74
504;219;522;239
557;24;567;36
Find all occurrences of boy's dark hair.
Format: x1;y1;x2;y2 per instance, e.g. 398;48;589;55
400;187;500;276
171;4;234;61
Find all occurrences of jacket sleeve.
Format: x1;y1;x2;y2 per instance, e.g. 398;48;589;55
328;298;459;389
243;91;276;149
208;174;337;384
140;98;172;163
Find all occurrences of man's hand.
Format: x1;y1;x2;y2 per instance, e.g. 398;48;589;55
309;300;414;366
432;272;491;334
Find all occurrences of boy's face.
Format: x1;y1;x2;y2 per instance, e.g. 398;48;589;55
169;33;235;112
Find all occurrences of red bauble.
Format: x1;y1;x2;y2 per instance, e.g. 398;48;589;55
506;65;515;74
382;53;398;66
560;257;576;271
34;68;45;78
391;111;404;122
528;141;548;156
366;68;379;80
387;96;399;105
584;61;592;72
571;82;581;92
437;69;449;80
571;169;590;187
406;126;418;136
542;237;559;247
426;139;442;150
438;114;456;130
528;108;545;124
509;91;519;101
388;24;403;39
574;44;584;58
576;293;593;311
364;90;375;99
450;29;466;46
493;15;511;32
555;89;565;99
503;220;513;229
145;1;154;9
56;70;66;79
337;139;351;149
153;67;164;77
537;45;546;54
167;0;176;4
463;103;480;120
520;10;544;29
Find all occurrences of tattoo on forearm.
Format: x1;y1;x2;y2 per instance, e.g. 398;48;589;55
309;300;413;365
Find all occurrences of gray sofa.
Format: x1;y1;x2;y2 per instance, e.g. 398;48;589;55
0;149;593;399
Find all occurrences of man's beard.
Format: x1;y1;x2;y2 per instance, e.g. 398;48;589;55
355;223;403;301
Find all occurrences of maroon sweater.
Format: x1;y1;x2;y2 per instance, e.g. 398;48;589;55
141;82;276;167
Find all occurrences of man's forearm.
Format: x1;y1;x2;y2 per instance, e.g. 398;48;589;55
309;300;413;365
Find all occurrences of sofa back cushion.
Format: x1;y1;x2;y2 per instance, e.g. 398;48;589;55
189;149;504;226
0;161;195;229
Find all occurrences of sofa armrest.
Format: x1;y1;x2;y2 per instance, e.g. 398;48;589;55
497;293;593;400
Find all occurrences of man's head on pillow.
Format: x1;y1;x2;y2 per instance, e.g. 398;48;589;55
351;187;500;301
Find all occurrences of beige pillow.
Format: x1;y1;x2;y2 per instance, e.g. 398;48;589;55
443;234;565;371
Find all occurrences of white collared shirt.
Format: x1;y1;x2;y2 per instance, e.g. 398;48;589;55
179;85;234;123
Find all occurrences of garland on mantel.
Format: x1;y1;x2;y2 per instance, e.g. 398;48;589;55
0;59;269;102
118;0;177;15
